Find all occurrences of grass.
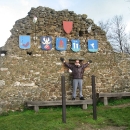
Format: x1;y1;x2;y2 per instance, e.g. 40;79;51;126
0;97;130;130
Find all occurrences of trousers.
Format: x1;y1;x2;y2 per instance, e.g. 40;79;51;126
72;79;83;98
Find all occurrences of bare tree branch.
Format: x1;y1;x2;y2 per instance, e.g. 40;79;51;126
98;15;130;55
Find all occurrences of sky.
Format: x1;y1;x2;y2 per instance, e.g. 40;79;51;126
0;0;130;47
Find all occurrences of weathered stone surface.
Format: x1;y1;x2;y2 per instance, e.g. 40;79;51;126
0;6;130;111
0;80;5;86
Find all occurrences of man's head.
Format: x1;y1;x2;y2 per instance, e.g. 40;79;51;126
75;59;80;66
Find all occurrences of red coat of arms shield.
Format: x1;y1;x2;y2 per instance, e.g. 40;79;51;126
63;21;73;34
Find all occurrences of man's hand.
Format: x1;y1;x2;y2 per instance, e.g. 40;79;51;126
60;57;65;62
88;60;92;63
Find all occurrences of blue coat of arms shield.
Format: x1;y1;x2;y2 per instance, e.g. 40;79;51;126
56;37;67;51
40;36;52;50
19;35;31;49
88;40;98;52
71;39;80;52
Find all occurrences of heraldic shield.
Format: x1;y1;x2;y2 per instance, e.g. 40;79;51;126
56;37;67;51
63;21;73;34
40;36;52;50
71;39;80;52
88;40;98;52
19;35;31;49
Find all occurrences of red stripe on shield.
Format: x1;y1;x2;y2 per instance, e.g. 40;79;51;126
63;21;73;34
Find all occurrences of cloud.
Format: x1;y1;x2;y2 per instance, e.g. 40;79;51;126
0;0;40;47
0;6;17;47
20;0;39;7
126;20;130;33
56;0;77;10
0;0;130;47
57;0;72;8
20;0;29;6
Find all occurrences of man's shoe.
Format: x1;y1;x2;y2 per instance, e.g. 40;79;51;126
80;97;85;100
72;97;75;100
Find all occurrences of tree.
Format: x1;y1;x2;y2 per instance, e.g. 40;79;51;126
98;15;130;54
124;33;130;54
98;19;111;34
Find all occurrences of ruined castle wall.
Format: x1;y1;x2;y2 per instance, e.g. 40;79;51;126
0;6;130;112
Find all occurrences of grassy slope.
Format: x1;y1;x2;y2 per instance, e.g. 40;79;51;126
0;98;130;130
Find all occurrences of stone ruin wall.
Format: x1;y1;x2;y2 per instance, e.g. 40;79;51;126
0;6;130;112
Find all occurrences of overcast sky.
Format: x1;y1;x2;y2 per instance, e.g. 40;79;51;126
0;0;130;47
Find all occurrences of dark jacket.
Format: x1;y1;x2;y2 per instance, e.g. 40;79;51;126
64;62;89;79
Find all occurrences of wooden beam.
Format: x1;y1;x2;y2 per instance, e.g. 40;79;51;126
99;92;130;98
26;99;92;107
25;99;93;112
98;92;130;106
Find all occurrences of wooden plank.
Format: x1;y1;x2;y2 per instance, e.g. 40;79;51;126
34;105;39;112
26;99;92;107
82;104;87;109
98;92;130;106
121;92;130;96
99;92;130;97
104;97;108;106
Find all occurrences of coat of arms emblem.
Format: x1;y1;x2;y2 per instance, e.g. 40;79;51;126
71;39;80;52
88;40;98;52
63;21;73;34
40;36;52;50
19;35;31;49
56;37;67;51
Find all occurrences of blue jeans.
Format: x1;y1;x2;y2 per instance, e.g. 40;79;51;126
72;79;83;98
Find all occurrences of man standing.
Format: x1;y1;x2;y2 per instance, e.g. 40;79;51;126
60;58;92;100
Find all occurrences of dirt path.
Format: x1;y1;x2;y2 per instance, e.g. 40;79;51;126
75;103;130;130
110;103;130;108
75;125;127;130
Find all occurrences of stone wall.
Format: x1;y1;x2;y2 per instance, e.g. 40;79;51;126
0;6;130;112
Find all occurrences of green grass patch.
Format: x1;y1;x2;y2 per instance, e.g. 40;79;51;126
0;98;130;130
108;97;130;106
